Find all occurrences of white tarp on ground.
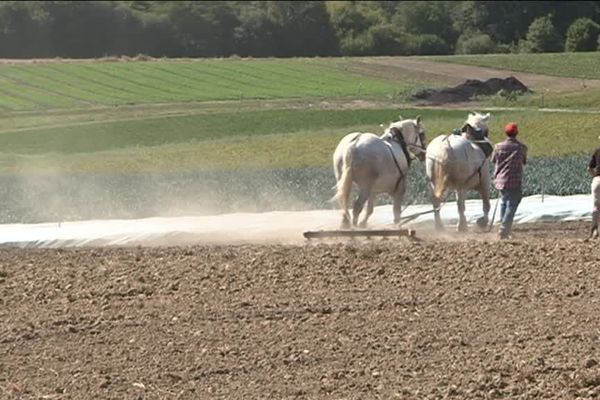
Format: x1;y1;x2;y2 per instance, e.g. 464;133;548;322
0;194;593;248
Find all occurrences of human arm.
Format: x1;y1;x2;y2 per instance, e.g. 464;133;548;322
522;144;528;165
589;152;597;177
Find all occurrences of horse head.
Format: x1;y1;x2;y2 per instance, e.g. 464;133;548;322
385;116;427;162
462;112;491;139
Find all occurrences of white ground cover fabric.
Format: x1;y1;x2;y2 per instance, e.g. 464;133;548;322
0;194;593;248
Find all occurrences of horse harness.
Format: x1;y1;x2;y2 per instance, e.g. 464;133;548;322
386;127;412;193
347;128;412;194
441;133;490;186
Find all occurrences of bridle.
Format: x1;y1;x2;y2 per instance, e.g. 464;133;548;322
408;130;427;155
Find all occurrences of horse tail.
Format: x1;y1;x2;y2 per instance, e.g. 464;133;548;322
432;159;448;199
332;142;356;210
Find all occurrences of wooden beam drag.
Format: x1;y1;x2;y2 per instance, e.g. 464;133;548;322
303;228;416;240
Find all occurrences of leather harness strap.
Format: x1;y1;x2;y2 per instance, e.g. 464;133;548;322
350;128;412;194
386;127;410;193
443;132;489;186
389;127;412;168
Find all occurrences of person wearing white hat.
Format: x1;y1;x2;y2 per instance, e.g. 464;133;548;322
588;137;600;239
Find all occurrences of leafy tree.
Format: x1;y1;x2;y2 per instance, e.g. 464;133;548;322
326;1;390;55
163;1;238;57
394;1;458;48
368;23;404;55
453;1;597;47
2;1;600;59
232;3;276;57
267;1;338;57
519;14;561;53
565;17;600;52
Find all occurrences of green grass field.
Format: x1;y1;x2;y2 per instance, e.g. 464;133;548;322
0;55;599;221
0;55;599;174
1;106;599;174
0;59;406;111
428;52;600;80
486;89;600;110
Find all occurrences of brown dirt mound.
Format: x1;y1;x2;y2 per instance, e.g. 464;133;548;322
1;221;599;399
414;76;530;104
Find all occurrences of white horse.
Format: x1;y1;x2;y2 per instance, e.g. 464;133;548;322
426;112;493;232
332;116;427;228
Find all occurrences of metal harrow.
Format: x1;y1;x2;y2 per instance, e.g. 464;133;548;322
303;228;416;241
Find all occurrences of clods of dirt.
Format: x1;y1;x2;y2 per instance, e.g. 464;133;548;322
1;221;599;399
413;76;530;104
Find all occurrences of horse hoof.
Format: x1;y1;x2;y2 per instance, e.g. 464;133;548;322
457;225;468;233
476;217;488;228
358;222;368;229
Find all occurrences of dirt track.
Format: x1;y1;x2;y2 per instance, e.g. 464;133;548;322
363;57;600;93
2;221;600;399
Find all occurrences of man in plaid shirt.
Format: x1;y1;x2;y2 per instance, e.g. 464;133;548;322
587;139;600;239
491;123;528;239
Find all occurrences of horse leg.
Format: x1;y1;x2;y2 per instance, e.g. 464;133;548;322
352;188;370;227
358;194;375;228
341;211;351;229
456;189;468;233
431;187;444;231
340;190;351;229
429;159;446;231
393;181;407;225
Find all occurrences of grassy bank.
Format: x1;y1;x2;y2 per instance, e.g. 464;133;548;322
428;52;600;80
0;106;598;173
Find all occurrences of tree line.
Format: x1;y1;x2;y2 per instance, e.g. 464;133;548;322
1;1;600;59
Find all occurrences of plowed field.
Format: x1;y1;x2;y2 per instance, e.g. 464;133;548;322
2;221;600;399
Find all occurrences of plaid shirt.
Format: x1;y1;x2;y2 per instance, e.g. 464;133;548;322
492;137;527;190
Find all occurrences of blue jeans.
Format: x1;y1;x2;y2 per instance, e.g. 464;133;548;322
499;188;522;238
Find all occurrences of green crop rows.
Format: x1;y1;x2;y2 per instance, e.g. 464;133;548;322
0;155;591;224
0;107;598;174
0;59;401;111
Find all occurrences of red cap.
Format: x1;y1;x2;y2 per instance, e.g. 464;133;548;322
505;122;518;136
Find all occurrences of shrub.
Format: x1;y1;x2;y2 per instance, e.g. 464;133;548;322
368;24;404;55
403;34;449;55
494;43;514;54
455;31;497;54
133;53;152;61
339;32;376;56
565;18;600;52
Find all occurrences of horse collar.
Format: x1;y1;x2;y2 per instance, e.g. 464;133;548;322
388;127;411;167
